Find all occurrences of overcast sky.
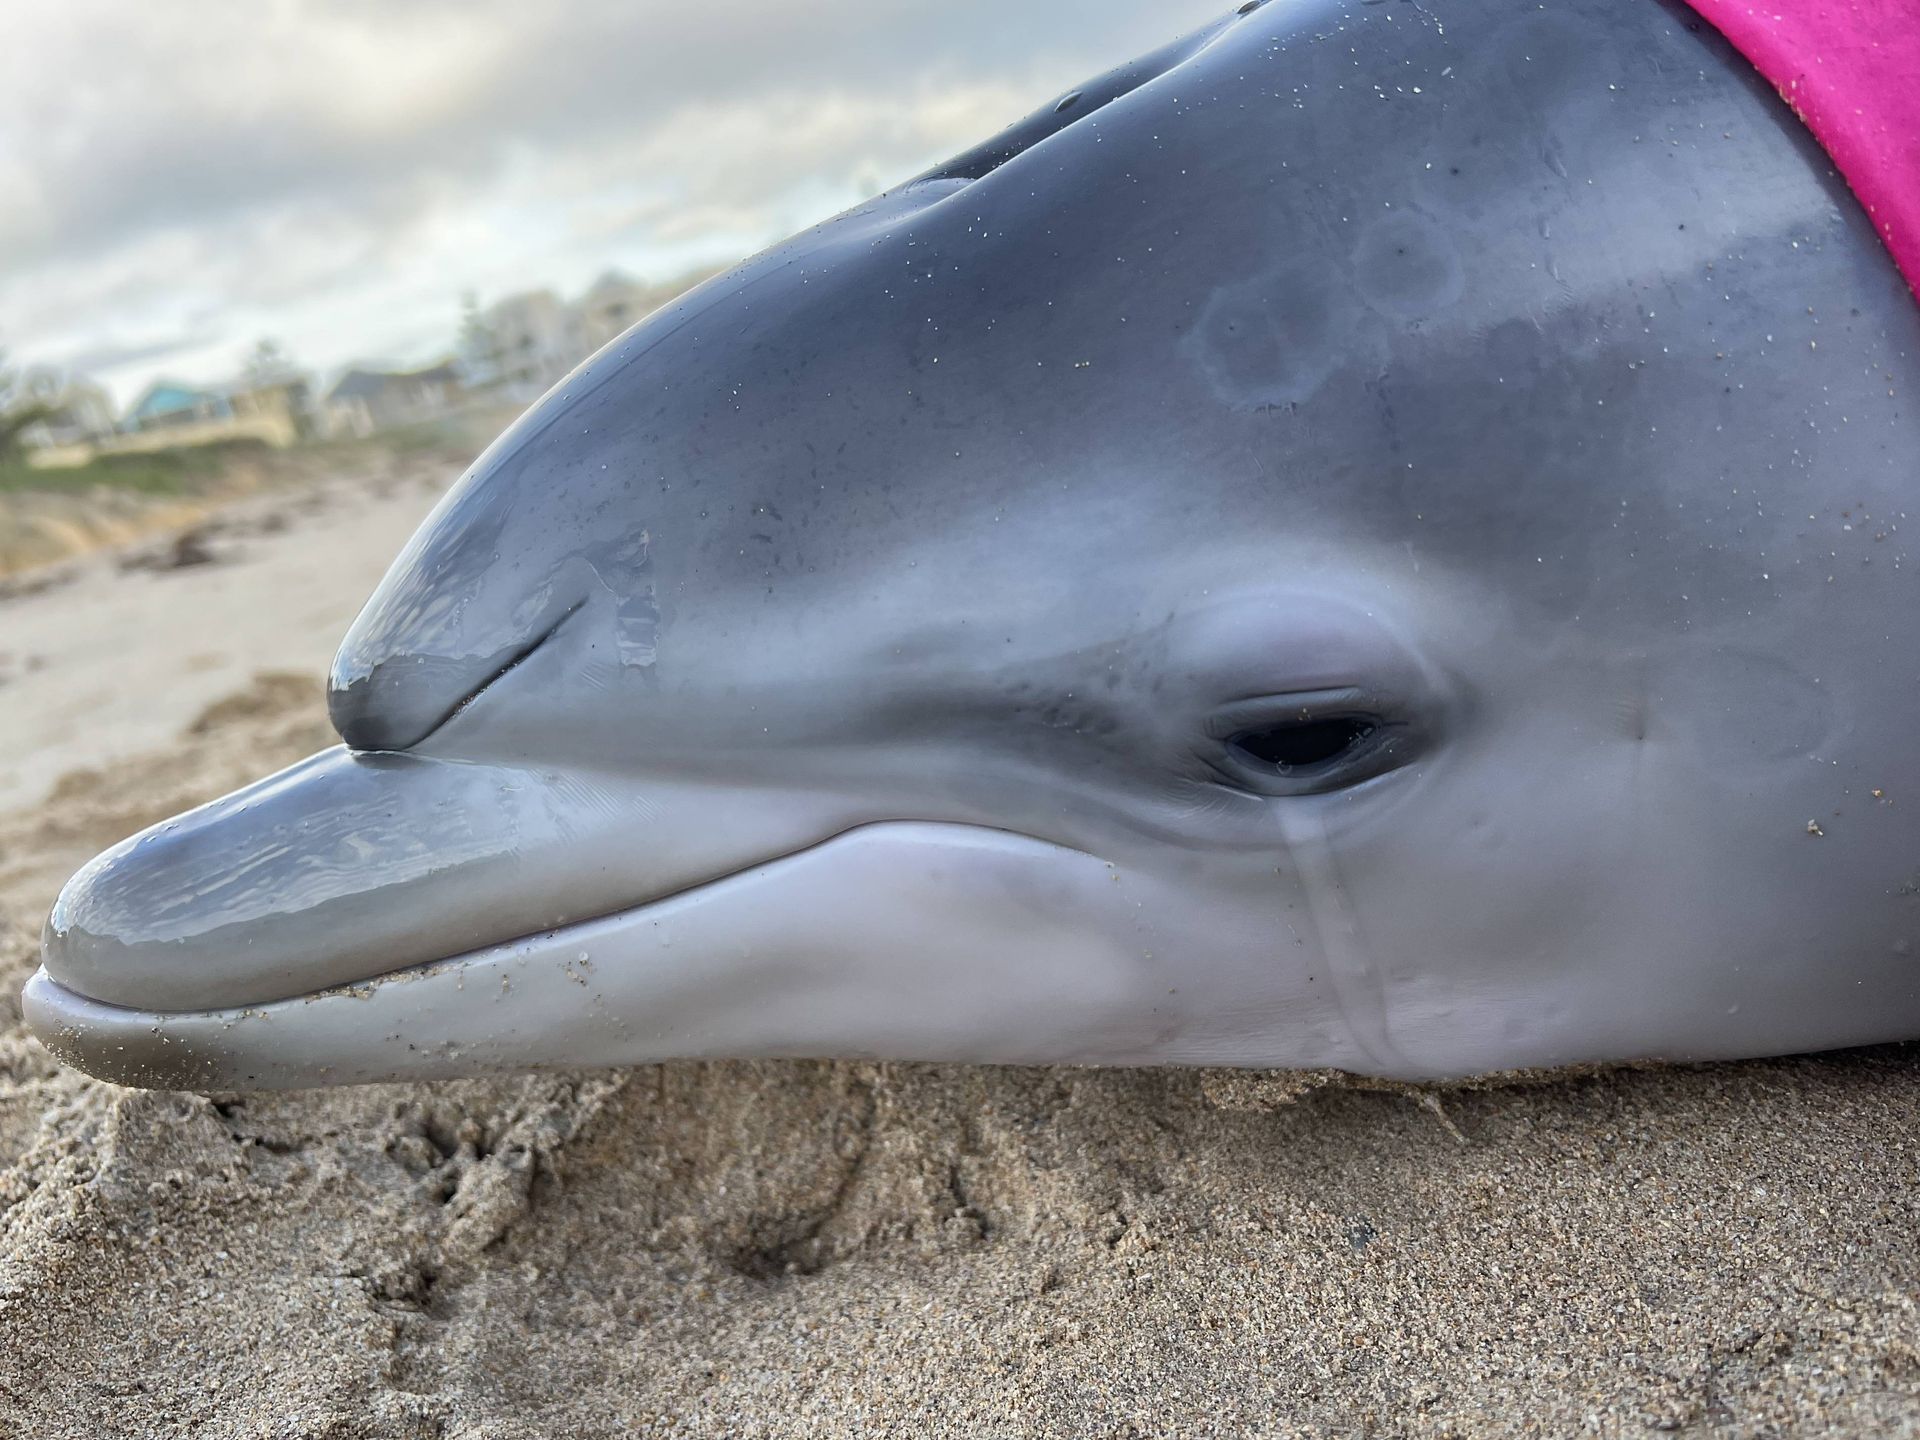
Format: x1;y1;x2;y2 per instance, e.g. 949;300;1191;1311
1;0;1224;407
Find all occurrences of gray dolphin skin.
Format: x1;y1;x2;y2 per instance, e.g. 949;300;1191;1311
22;0;1920;1090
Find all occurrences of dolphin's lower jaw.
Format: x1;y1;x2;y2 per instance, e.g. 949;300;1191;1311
22;823;1255;1090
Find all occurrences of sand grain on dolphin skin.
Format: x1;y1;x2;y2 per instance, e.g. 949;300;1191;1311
25;0;1920;1090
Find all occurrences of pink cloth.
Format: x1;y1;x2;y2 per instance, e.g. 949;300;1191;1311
1683;0;1920;297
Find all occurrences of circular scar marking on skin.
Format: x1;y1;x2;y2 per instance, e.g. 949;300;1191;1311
1184;264;1384;410
1353;211;1466;320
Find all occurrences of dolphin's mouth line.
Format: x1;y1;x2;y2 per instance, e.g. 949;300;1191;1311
367;597;587;755
41;820;1109;1021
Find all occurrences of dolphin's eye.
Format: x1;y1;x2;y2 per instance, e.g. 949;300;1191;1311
1230;715;1377;773
1206;688;1421;796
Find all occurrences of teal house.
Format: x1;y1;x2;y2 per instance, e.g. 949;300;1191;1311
126;380;230;432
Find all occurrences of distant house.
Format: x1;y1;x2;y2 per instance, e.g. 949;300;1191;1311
576;270;651;352
20;366;310;468
478;290;580;400
229;374;315;440
9;367;116;450
576;268;715;354
455;268;719;407
127;371;312;447
128;380;230;432
323;360;464;438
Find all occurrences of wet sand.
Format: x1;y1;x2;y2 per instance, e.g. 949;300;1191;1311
0;467;1916;1438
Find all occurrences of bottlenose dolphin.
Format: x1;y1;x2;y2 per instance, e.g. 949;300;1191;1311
24;0;1920;1089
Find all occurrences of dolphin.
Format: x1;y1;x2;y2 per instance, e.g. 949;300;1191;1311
23;0;1920;1090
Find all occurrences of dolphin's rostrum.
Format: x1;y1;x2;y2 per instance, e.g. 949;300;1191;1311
24;0;1920;1089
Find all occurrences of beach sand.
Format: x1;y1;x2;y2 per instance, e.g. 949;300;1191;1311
0;462;1916;1438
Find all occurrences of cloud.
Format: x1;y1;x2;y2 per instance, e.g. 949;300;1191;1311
0;0;1224;404
53;331;224;379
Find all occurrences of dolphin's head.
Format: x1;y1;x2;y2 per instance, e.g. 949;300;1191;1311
26;0;1920;1088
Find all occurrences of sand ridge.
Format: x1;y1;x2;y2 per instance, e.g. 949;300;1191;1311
0;487;1917;1438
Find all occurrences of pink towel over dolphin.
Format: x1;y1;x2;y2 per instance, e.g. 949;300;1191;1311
1682;0;1920;296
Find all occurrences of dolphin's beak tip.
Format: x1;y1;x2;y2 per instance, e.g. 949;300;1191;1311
38;844;130;1008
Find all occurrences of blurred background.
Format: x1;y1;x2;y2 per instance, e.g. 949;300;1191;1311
0;0;1218;803
0;0;1219;500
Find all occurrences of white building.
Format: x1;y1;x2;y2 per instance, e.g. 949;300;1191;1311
9;366;117;448
482;290;580;401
